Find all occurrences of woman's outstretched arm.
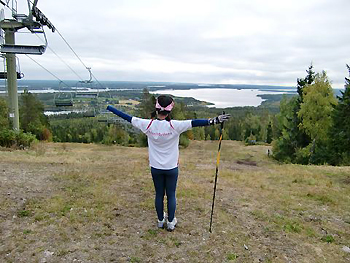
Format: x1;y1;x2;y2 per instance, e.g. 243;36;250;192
106;105;132;123
191;113;231;127
191;119;210;127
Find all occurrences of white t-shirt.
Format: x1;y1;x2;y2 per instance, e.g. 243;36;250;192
131;117;192;170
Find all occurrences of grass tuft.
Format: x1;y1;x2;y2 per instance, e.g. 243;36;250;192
227;253;238;260
17;210;30;217
321;235;335;243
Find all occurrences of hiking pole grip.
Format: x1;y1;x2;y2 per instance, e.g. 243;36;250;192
209;111;225;233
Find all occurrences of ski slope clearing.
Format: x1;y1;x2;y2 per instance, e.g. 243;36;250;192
1;141;349;262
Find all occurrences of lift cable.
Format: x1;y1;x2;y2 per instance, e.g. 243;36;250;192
35;33;84;81
25;54;70;87
54;28;104;88
1;1;104;89
0;0;16;15
54;28;89;71
48;45;84;81
90;71;104;89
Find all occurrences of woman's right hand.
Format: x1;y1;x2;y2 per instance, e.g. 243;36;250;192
209;113;231;125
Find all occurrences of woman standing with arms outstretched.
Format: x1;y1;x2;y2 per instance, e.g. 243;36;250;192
107;95;230;231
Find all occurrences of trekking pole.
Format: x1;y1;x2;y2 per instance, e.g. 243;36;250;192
209;111;225;233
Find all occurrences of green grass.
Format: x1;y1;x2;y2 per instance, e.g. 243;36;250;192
130;256;141;263
17;210;30;217
321;235;335;243
227;253;238;260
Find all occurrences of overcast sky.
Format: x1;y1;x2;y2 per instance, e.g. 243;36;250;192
3;0;349;88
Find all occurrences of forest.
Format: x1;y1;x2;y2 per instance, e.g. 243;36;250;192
0;64;349;166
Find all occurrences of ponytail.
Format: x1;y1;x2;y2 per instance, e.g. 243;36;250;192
151;109;171;121
151;110;157;119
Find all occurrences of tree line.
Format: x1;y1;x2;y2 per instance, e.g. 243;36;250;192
0;90;49;148
272;65;350;165
0;64;349;166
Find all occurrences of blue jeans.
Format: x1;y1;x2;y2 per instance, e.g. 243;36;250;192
151;167;178;222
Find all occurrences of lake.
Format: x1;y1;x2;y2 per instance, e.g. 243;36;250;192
151;88;295;108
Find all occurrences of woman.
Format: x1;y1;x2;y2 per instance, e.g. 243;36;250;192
107;95;230;231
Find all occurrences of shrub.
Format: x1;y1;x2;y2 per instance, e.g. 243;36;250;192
0;129;16;147
179;133;190;148
0;129;37;148
41;127;53;141
0;97;9;129
16;131;37;147
294;145;311;165
272;137;293;163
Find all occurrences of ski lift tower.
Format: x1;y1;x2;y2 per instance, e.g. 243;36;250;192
0;0;55;130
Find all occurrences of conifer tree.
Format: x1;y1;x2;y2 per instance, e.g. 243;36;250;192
272;65;315;163
329;64;350;165
295;64;315;147
297;64;315;102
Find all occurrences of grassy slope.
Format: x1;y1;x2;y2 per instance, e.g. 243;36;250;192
0;141;349;262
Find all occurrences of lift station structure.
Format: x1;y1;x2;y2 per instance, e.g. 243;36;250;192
0;0;55;130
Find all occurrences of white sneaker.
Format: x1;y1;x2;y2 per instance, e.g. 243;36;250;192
157;212;167;228
167;217;177;232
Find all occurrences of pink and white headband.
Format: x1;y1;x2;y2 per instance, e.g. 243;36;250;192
155;99;174;112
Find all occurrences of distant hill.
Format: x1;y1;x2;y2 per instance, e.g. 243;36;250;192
1;79;344;98
0;79;295;91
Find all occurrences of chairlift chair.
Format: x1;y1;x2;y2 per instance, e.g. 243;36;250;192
0;19;48;55
75;81;99;98
0;55;24;79
75;68;99;98
0;43;46;55
97;110;111;123
83;108;96;118
54;93;73;107
54;81;73;107
0;0;52;55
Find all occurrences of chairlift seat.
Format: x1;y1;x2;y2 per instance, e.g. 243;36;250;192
0;72;23;79
83;112;96;118
55;101;73;107
76;92;98;98
1;44;46;55
97;119;108;123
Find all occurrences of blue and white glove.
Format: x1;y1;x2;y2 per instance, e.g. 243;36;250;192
209;113;231;125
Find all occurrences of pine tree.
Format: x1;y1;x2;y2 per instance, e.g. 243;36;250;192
297;64;315;102
329;64;350;165
272;65;315;163
295;64;315;148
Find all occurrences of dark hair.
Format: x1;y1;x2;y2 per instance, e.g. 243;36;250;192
151;95;173;121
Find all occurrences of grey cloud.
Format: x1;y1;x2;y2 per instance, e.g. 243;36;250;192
10;0;349;89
